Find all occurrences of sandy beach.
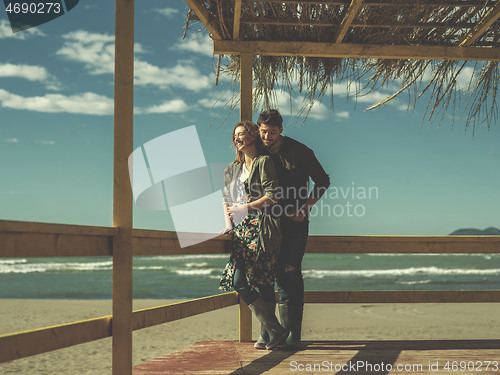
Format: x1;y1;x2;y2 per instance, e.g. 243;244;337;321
1;299;499;374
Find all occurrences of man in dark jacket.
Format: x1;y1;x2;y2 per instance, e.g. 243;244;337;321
257;109;331;350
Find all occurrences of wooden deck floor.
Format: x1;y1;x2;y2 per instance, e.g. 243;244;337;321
133;340;500;374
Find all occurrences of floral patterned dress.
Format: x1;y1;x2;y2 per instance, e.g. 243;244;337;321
219;173;277;292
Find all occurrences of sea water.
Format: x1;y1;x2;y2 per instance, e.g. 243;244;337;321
1;253;499;299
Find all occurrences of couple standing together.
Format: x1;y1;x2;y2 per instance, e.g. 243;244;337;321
219;109;330;350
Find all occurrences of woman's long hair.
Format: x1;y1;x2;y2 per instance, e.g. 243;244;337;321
232;121;266;163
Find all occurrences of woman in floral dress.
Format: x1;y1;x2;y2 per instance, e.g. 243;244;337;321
219;121;286;350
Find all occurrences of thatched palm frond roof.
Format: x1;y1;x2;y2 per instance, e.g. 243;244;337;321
185;0;500;131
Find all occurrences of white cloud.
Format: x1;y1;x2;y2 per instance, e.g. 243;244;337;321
274;90;330;120
35;139;55;145
56;30;212;91
82;4;99;10
0;63;50;81
137;99;189;114
0;63;61;89
0;89;113;115
151;8;179;18
335;111;350;120
0;20;45;39
455;66;475;90
5;137;19;143
0;88;193;116
198;91;234;109
355;91;392;104
56;30;115;75
134;60;211;91
399;63;475;91
172;34;213;57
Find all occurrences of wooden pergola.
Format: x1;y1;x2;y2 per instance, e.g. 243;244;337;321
188;0;500;58
185;0;500;127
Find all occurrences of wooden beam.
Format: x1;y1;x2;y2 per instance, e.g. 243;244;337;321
239;297;252;342
334;0;364;43
0;220;115;257
0;316;112;363
304;290;500;303
214;40;500;61
460;1;500;46
306;235;500;254
240;53;253;121
238;53;253;342
3;221;500;257
259;0;492;7
185;0;223;40
113;0;134;373
132;293;238;330
133;229;230;256
0;231;113;257
242;19;474;29
233;0;242;40
0;220;116;236
0;294;238;363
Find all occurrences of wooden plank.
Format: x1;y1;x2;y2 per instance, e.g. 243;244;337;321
258;0;349;4
112;230;133;375
304;290;500;303
214;40;500;61
0;294;237;363
0;232;113;257
239;297;253;342
259;0;491;7
240;53;253;121
0;316;112;363
306;235;500;253
2;228;499;257
113;0;135;373
3;231;499;257
185;0;223;40
132;231;231;256
460;1;500;46
334;0;364;43
363;0;493;6
233;0;242;40
132;293;238;330
0;220;116;236
242;19;474;29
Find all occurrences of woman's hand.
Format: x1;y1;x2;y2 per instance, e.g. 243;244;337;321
228;203;248;225
219;227;233;235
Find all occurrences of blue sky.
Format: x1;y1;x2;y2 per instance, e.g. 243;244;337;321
1;0;499;236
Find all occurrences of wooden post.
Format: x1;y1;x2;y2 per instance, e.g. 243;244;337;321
239;297;252;342
240;53;253;121
238;52;253;342
113;0;134;374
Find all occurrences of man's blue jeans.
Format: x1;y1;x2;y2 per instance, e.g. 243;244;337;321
276;218;309;304
233;258;275;305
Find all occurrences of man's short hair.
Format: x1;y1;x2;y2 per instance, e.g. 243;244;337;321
257;109;283;129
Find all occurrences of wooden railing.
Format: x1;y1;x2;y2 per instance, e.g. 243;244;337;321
0;292;238;362
1;219;500;365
